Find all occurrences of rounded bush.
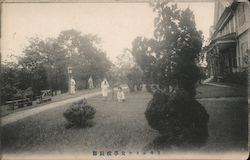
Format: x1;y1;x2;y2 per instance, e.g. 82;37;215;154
63;99;96;127
145;89;209;147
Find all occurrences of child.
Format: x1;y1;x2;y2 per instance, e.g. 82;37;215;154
117;87;125;102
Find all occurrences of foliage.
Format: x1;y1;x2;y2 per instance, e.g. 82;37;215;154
0;62;36;103
0;64;19;104
139;1;209;148
145;89;209;147
63;99;96;127
116;50;143;92
130;37;159;88
126;66;143;92
57;29;111;89
198;67;208;80
1;29;112;104
105;64;124;88
132;2;203;97
18;37;69;95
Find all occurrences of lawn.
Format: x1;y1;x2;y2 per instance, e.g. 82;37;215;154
1;85;248;155
196;84;247;98
199;99;248;152
1;91;158;154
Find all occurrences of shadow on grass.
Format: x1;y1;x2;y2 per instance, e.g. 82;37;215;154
64;120;96;129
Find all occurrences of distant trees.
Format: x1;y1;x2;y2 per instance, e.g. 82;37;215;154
130;37;159;92
56;30;111;89
1;63;20;103
18;37;65;95
105;64;124;88
116;49;143;92
1;29;111;104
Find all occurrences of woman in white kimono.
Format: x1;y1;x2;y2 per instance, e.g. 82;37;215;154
101;78;109;100
70;77;76;94
88;76;94;89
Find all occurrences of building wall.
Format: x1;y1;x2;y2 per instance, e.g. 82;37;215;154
235;2;249;69
213;2;236;39
213;2;249;72
214;1;226;26
207;1;249;79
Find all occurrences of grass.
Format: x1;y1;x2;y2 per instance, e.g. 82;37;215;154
1;85;248;155
198;99;248;152
1;91;158;154
196;84;247;98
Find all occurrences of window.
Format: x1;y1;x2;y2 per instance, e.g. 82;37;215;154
238;4;245;27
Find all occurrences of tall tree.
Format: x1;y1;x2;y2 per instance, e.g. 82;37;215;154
132;3;203;96
154;2;203;96
16;29;111;97
57;29;111;89
130;37;159;91
143;1;209;148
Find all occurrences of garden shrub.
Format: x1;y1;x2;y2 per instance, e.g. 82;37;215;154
63;99;96;127
145;89;209;147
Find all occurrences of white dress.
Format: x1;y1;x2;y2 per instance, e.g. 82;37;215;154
101;81;109;97
70;78;76;94
88;77;94;89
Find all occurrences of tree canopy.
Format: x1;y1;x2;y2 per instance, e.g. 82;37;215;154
116;49;143;92
1;29;111;103
144;1;209;148
132;2;203;96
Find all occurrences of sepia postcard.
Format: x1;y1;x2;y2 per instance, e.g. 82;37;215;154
0;0;249;159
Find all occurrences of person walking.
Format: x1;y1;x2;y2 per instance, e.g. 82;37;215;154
70;77;76;94
88;76;94;89
101;78;109;101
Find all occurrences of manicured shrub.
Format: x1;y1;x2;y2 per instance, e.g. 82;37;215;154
63;99;96;127
145;89;209;147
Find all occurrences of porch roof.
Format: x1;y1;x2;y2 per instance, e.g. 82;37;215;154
207;32;236;52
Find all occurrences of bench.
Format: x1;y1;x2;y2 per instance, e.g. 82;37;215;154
6;98;33;110
36;90;52;104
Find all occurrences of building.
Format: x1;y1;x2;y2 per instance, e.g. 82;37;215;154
206;0;250;80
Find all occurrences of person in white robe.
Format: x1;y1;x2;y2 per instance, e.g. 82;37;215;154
70;77;76;94
88;76;94;89
101;78;109;100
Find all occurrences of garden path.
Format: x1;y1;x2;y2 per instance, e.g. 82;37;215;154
1;91;102;126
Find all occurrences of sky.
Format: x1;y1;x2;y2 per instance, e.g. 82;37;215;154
1;2;214;63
